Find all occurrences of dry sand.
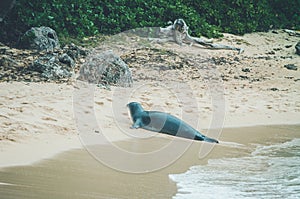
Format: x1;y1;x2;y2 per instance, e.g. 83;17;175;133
0;30;299;197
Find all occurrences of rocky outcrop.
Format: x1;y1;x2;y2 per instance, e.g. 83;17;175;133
0;42;87;82
19;26;60;51
30;53;73;80
78;50;133;87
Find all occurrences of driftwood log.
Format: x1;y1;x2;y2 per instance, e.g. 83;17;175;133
150;19;244;54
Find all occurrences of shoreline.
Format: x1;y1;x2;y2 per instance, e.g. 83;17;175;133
1;122;299;169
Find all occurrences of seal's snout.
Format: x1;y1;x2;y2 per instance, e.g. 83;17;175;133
127;102;143;109
127;102;139;107
127;102;135;109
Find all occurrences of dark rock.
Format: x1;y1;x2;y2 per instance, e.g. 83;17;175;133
273;48;281;51
234;75;249;80
0;55;18;67
233;56;240;62
19;26;60;51
296;41;300;55
59;53;74;67
212;57;227;65
285;44;292;48
239;75;249;80
280;56;293;59
270;88;279;91
267;51;275;55
242;68;251;73
250;78;261;82
31;54;72;80
63;43;87;59
78;50;133;87
284;64;298;71
284;76;294;79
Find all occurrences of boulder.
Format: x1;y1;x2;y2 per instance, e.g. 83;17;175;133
31;54;73;80
19;26;60;51
78;50;133;87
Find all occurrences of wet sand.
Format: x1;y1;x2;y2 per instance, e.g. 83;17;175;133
1;125;299;199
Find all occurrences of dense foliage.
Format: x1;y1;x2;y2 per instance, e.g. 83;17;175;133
0;0;299;45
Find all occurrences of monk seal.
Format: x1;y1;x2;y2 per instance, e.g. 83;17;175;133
127;102;219;143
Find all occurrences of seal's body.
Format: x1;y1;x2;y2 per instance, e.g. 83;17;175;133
127;102;218;143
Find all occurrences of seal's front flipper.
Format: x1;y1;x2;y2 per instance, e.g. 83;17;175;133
131;119;142;129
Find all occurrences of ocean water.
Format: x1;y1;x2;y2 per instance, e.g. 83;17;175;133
170;138;300;199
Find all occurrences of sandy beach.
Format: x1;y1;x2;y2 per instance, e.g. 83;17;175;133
0;30;300;198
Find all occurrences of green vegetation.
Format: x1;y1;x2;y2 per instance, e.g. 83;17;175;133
1;0;299;45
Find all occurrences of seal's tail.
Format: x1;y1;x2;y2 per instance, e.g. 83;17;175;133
195;134;219;143
204;137;219;143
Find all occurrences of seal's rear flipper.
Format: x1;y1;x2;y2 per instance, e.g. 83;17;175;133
195;134;219;143
203;137;219;143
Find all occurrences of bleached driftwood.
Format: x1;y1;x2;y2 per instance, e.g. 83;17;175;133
150;19;244;53
283;29;300;37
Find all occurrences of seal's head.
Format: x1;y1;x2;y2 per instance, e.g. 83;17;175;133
127;102;145;119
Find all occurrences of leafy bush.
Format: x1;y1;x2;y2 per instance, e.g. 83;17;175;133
0;0;299;45
183;0;300;34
